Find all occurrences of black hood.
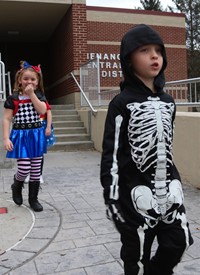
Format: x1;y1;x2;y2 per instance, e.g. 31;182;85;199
120;24;167;91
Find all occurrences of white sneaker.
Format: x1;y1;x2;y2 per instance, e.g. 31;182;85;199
40;175;44;184
24;174;30;183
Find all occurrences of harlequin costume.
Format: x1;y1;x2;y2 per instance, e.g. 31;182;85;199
4;90;46;158
4;84;46;212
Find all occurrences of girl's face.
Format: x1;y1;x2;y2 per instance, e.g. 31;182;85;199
130;44;163;85
19;69;39;92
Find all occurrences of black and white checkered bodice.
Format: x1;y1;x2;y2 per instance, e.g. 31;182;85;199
13;96;40;124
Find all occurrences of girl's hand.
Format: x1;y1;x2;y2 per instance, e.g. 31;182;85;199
24;84;34;96
4;139;14;152
45;127;51;136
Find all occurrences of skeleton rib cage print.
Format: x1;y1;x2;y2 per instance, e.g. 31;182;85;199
127;96;184;219
127;96;174;172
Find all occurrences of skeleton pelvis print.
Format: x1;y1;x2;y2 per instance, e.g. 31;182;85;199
131;180;184;226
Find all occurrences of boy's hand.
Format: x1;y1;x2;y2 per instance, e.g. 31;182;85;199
106;202;125;223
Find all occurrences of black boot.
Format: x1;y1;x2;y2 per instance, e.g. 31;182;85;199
28;181;43;212
11;176;24;205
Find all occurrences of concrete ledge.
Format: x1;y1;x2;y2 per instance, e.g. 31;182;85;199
173;112;200;189
79;109;200;189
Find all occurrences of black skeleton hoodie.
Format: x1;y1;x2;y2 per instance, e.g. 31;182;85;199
100;24;184;226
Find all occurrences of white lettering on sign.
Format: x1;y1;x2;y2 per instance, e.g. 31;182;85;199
87;53;122;78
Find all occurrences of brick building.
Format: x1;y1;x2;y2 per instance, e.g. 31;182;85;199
0;0;186;106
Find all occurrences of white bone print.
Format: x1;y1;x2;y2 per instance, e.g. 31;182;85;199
131;180;184;226
127;97;179;216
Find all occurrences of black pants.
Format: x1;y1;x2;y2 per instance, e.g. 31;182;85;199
114;205;193;275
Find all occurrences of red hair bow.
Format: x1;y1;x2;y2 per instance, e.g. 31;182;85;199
22;61;41;73
32;65;41;73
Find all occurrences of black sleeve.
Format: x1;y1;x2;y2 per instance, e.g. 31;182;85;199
35;90;47;102
4;95;14;110
100;99;125;205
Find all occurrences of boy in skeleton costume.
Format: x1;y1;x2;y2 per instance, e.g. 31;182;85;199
100;24;193;275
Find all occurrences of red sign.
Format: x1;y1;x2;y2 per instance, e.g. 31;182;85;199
0;207;7;214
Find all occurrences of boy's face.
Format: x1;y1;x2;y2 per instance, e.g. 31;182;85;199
130;44;163;85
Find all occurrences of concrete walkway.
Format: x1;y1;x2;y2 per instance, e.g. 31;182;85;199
0;151;200;275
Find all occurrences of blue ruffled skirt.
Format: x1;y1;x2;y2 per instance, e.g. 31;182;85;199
6;127;45;159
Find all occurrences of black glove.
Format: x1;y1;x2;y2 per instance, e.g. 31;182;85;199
106;202;125;223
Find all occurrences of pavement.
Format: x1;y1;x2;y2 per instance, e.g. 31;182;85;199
0;150;200;275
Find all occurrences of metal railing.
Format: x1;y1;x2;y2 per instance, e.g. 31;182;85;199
70;72;97;114
0;54;12;100
6;71;12;96
78;76;200;109
164;77;200;106
77;58;199;109
80;57;101;108
0;60;6;100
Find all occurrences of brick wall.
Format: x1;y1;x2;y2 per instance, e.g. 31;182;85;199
47;5;187;100
87;7;187;91
47;4;87;100
0;4;187;102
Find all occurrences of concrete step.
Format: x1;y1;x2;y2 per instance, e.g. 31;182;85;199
51;104;75;110
54;127;86;135
49;141;94;151
51;109;78;116
50;104;94;151
53;121;84;128
53;115;80;122
56;133;91;142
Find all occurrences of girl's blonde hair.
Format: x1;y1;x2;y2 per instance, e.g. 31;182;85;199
13;60;44;94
